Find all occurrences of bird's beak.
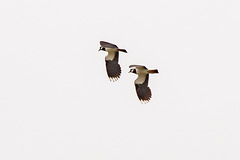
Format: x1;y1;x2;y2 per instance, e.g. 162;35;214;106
98;49;100;51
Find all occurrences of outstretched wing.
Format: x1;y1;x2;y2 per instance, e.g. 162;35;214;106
105;52;121;82
134;74;151;103
100;41;118;49
135;84;152;103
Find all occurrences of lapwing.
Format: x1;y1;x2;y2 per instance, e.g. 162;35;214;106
99;41;127;82
129;65;158;103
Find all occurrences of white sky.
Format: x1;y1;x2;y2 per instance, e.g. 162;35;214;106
0;0;240;159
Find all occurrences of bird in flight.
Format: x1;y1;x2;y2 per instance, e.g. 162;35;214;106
129;65;158;103
99;41;127;82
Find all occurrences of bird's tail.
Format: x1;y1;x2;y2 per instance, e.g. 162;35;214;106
148;69;159;74
117;49;127;53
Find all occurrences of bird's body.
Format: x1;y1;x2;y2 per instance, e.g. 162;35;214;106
134;68;149;84
99;41;127;81
129;65;158;103
105;48;118;61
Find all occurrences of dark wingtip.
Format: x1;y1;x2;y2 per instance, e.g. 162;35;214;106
118;49;127;53
135;85;152;103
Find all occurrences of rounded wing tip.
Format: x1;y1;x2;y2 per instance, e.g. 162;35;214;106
109;75;121;82
139;99;151;104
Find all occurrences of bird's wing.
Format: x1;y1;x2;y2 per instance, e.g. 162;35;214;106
134;74;151;102
135;84;152;103
105;52;121;82
100;41;118;48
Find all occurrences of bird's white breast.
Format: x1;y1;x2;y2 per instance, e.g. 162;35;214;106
105;48;117;61
134;69;148;84
135;74;146;84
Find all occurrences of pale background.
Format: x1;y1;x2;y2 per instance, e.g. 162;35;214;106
0;0;240;159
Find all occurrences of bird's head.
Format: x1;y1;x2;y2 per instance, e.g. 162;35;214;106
98;47;105;51
129;68;137;74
